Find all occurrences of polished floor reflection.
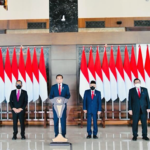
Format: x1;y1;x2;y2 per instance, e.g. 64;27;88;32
0;126;150;150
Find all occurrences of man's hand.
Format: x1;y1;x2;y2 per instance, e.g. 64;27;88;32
147;109;150;113
129;110;132;115
18;108;23;113
13;108;23;113
83;110;87;113
12;108;17;113
97;111;101;115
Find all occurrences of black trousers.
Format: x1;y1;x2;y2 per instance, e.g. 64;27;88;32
132;109;147;137
12;110;25;136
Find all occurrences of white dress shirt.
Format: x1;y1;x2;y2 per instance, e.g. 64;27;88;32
91;90;95;95
136;87;141;94
58;83;62;91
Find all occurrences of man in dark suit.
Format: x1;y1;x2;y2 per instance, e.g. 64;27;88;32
49;74;70;138
9;80;28;140
128;78;150;141
83;80;101;139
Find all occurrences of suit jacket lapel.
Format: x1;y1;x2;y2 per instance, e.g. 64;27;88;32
56;84;59;96
14;90;17;101
56;83;63;96
93;91;96;100
18;90;23;101
61;83;64;95
134;87;140;99
89;90;92;100
140;87;144;99
90;90;96;100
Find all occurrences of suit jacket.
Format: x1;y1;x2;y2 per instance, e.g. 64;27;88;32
128;87;150;114
9;89;28;111
49;83;71;99
83;89;101;114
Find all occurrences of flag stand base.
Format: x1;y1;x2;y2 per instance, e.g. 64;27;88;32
52;134;68;142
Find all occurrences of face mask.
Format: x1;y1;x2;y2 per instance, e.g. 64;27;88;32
135;83;141;88
90;86;95;90
16;85;21;89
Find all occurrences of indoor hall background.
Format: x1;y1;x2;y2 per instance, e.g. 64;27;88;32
0;44;137;124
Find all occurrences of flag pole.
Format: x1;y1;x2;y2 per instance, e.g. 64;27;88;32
0;103;1;120
126;99;128;120
41;100;43;120
34;101;36;120
28;102;30;120
105;99;107;119
119;99;121;119
112;100;114;119
7;102;8;120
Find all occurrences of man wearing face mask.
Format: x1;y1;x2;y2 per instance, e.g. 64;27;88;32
83;80;101;139
9;80;28;140
128;78;150;141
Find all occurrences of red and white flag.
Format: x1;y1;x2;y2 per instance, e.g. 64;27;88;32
102;47;111;101
26;48;33;102
5;48;12;102
116;46;126;101
32;47;39;101
0;48;5;102
95;46;104;98
18;48;26;90
39;47;48;101
79;47;89;99
109;46;117;101
12;47;18;90
124;46;132;99
88;47;96;82
137;45;146;87
145;45;150;95
130;46;138;86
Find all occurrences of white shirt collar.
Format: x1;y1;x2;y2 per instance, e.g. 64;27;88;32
58;83;62;86
16;89;21;94
136;87;141;92
91;90;95;94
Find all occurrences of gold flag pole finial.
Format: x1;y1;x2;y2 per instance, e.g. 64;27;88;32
4;0;8;10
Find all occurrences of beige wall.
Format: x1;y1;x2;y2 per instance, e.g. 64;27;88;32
79;0;150;18
0;0;49;20
1;0;150;20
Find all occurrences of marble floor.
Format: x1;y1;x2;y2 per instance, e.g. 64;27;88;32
0;126;150;150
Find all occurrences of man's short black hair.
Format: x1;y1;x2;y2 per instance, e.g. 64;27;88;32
56;74;63;79
90;80;96;84
16;80;22;84
134;78;141;83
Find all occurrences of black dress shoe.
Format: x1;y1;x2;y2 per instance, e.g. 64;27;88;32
142;137;149;141
21;136;26;140
93;135;98;139
86;135;91;139
12;136;17;140
132;137;137;141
